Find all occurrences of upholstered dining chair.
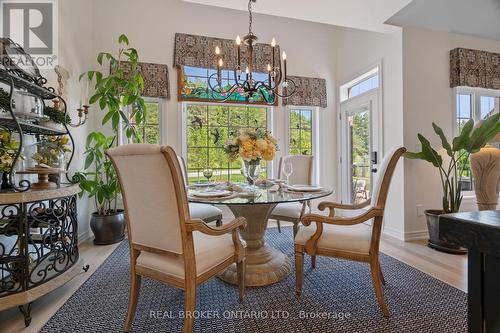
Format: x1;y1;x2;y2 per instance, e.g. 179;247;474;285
269;155;314;236
107;144;246;333
177;155;223;226
294;146;406;317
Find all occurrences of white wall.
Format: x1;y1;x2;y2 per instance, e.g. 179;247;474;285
44;0;96;240
402;27;500;235
334;27;404;237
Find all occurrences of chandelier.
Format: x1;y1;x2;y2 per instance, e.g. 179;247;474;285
208;0;296;104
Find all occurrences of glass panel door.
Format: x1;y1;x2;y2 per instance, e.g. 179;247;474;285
347;108;371;204
340;92;380;205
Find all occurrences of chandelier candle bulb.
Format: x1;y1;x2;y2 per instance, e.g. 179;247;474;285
282;51;287;80
236;35;241;67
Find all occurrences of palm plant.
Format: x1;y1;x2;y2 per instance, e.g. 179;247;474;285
405;113;500;213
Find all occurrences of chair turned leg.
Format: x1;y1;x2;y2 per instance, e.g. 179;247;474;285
370;260;389;317
237;259;246;302
379;262;386;286
295;251;304;296
277;220;282;233
311;255;316;269
124;273;142;332
293;222;299;237
183;282;197;333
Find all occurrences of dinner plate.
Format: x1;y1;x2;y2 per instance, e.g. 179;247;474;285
287;185;324;192
192;182;213;188
191;190;232;198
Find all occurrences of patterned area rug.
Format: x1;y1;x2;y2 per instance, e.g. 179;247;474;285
41;228;467;333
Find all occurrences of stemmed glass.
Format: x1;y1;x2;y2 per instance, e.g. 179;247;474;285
282;160;293;185
203;168;213;185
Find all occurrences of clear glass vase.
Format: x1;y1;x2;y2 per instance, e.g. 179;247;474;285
241;158;262;190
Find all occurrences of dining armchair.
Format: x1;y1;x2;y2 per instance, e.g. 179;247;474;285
294;146;406;317
269;155;314;236
177;155;223;226
107;144;246;333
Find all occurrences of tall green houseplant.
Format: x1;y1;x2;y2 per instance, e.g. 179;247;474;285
405;113;500;214
76;34;146;245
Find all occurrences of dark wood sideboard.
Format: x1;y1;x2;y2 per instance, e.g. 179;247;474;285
439;210;500;333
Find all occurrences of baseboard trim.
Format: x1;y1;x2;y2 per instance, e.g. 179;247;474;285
383;226;405;241
79;230;91;244
383;227;429;242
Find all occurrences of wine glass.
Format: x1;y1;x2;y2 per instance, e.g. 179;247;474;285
203;168;213;185
282;160;293;185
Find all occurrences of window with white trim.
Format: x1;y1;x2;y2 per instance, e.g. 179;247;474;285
288;107;314;155
184;103;271;184
454;87;500;192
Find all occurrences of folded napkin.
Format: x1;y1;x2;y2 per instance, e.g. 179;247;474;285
269;184;280;192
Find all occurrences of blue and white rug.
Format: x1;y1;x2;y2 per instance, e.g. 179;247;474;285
41;228;467;332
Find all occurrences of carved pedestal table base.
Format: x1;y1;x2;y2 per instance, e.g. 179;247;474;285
218;203;292;286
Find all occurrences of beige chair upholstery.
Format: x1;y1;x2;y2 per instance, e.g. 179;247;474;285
269;155;314;236
107;144;246;333
177;155;223;225
294;146;406;318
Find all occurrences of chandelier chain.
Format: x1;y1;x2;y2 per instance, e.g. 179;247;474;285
248;0;253;34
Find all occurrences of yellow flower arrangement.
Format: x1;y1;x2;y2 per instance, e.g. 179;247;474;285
224;128;278;162
32;135;72;168
0;127;20;172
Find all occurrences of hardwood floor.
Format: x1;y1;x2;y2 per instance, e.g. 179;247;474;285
0;222;467;333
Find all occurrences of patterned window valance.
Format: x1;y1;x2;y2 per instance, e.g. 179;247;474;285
121;61;170;99
282;76;327;108
173;33;280;73
450;48;500;90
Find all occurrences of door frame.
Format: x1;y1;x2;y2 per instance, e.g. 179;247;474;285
337;63;384;204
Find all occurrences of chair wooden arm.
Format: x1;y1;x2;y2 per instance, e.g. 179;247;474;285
186;217;247;261
318;200;371;217
300;207;383;254
302;207;383;227
186;217;247;235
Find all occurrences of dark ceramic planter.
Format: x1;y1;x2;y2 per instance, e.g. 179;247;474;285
90;209;125;245
425;209;467;254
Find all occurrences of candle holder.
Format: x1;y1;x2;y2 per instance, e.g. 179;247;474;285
69;104;90;128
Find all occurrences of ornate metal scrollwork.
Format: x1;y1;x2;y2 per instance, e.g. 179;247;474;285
0;195;79;296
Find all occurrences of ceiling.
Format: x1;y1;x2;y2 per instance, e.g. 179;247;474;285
386;0;500;41
182;0;412;33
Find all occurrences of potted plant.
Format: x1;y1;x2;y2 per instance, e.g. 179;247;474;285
405;113;500;253
76;34;146;245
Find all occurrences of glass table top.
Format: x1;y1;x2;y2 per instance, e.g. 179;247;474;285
187;183;333;205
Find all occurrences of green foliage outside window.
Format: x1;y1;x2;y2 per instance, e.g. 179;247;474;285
289;109;313;155
186;104;268;183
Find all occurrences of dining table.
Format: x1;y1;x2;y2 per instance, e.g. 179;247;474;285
188;183;333;287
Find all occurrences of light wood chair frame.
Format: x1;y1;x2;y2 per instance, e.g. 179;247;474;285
108;146;247;333
294;147;406;317
177;155;223;226
270;155;314;236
